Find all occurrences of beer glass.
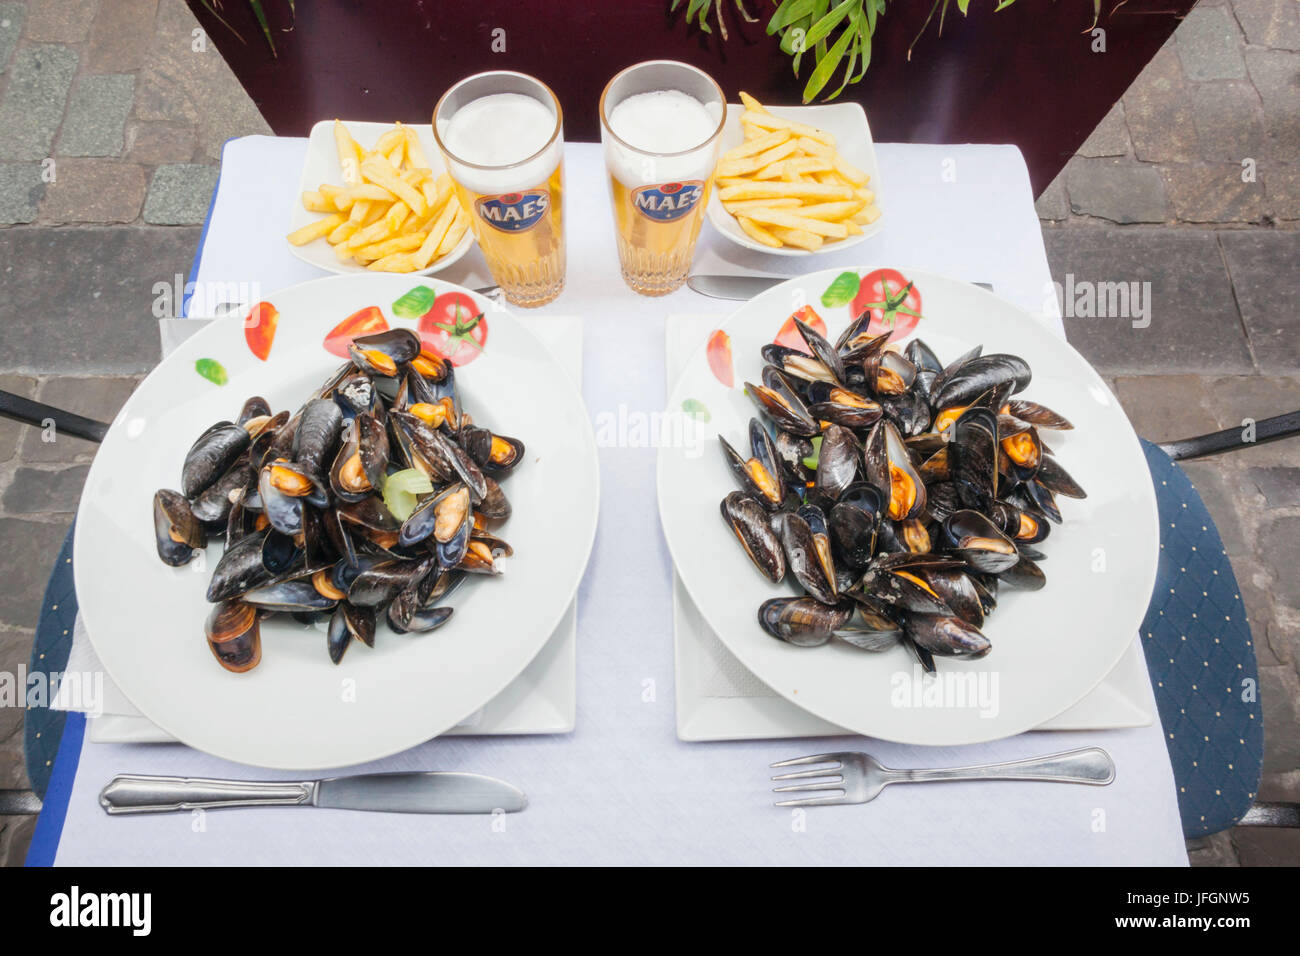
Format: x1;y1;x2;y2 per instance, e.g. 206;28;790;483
599;61;725;296
433;72;565;308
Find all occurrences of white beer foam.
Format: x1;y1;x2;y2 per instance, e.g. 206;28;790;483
438;92;562;196
603;90;722;188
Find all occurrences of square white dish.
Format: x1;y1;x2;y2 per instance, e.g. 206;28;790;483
705;101;884;256
288;120;475;277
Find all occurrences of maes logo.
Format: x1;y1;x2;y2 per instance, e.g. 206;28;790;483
476;189;549;232
50;886;151;936
632;181;704;222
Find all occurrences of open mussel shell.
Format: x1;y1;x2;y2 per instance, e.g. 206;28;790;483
1036;455;1086;499
747;366;818;437
348;557;436;608
918;568;984;627
348;329;421;378
1004;399;1073;431
430;484;473;566
998;417;1042;483
992;500;1050;545
794;317;847;385
777;510;838;605
205;601;261;673
390;410;486;501
949;406;999;513
332;372;381;420
941;509;1020;574
760;344;836;384
880;389;930;437
855;552;964;615
832;602;904;651
758;597;853;647
388;590;454;633
866;349;916;397
190;461;256;524
813;424;859;503
237;396;272;429
806;382;882;429
257;462;304;536
206;528;275;602
327;602;376;663
1001;554;1047;590
829;482;881;571
863;420;927;521
773;429;814;484
904;613;991;660
461;427;525;476
154;489;205;566
719;419;786;511
329;414;389;503
182;421;251;498
721;491;785;583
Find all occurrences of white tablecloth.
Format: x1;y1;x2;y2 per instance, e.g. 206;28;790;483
49;137;1187;865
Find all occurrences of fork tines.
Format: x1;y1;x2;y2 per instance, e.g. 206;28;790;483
770;752;850;807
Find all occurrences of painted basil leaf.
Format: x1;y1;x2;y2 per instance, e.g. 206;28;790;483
392;285;437;319
195;358;228;385
821;271;860;308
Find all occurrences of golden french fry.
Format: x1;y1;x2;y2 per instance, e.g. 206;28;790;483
368;252;418;272
404;126;430;170
742;111;835;145
721;129;791;163
301;190;333;213
360;157;428;216
858;203;882;224
717;139;799;178
372;127;405;157
738;91;769;114
357;233;426;261
832;153;869;185
722;197;802;213
434;206;469;256
333;120;363;185
737;216;782;248
384;200;410;234
287;213;345;246
789;199;863;221
719;181;854;202
328;219;360;244
413;200;459;269
769;225;823;251
737;207;848;238
336;184;395;208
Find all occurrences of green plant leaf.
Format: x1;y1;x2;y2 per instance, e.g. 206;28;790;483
821;270;861;307
768;0;814;34
195;358;228;386
802;21;854;102
803;0;856;49
248;0;275;55
956;0;970;14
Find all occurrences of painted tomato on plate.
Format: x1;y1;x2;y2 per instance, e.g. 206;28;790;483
418;292;488;366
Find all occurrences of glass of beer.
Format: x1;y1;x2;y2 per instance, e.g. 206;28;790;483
599;61;725;296
433;72;565;308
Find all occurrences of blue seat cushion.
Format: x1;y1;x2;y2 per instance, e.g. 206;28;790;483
1139;440;1263;837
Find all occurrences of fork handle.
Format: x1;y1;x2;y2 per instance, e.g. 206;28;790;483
890;747;1115;787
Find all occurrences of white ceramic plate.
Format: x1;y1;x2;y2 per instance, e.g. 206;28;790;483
705;102;883;256
657;268;1159;746
287;120;475;277
76;274;598;769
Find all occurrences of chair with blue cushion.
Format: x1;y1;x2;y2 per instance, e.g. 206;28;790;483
0;392;1297;843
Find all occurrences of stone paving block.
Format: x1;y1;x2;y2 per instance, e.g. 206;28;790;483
1112;374;1220;442
0;374;37;464
21;375;139;462
1178;460;1254;558
143;162;217;224
57;74;136;158
0;3;24;73
1034;172;1068;221
1245;49;1300;159
39;159;146;223
1189;80;1266;163
140;0;271;158
1232;0;1300;51
1247;466;1300;509
1219;231;1300;373
0;45;79;162
1043;228;1253;375
1176;4;1247;81
1124;44;1198;164
1264;162;1300;222
85;0;159;74
0;163;47;224
125;122;196;165
1186;831;1239;866
1065;158;1167;223
1161;163;1264;223
1258;663;1300;773
0;815;37;868
0;737;29;789
24;0;96;42
1077;101;1129;158
1;465;90;514
1233;827;1300;866
0;517;71;630
0;226;199;374
1263;515;1300;613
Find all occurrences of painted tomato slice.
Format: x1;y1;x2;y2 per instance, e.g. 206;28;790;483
706;329;733;387
417;292;488;367
323;306;389;358
774;305;827;354
244;302;279;361
851;268;923;342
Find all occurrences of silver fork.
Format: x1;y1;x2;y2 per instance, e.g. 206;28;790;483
770;747;1115;807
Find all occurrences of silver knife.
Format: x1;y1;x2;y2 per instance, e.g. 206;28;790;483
687;273;993;300
99;771;527;815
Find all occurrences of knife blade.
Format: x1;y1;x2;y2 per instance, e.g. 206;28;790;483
687;274;995;301
100;771;526;815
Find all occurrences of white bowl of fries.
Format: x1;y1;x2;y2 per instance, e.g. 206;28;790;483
706;93;883;255
287;120;475;276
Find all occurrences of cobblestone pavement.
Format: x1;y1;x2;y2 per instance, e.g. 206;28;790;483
0;0;1297;866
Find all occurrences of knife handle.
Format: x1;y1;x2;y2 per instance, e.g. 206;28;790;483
99;774;315;814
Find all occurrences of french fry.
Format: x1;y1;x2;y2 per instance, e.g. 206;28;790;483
741;111;835;145
356;233;426;262
832;153;870;185
719;181;854;202
287;213;345;246
720;128;790;162
722;197;802;213
360;156;428;217
717;139;799;178
301;190;333;213
789;200;863;221
413;200;459;269
769;225;823;251
737;216;781;248
739;207;848;238
368;252;418;273
333;120;363;185
738;91;769;113
434;207;469;257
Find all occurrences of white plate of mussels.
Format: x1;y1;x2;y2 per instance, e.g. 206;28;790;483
657;267;1159;746
75;273;598;769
